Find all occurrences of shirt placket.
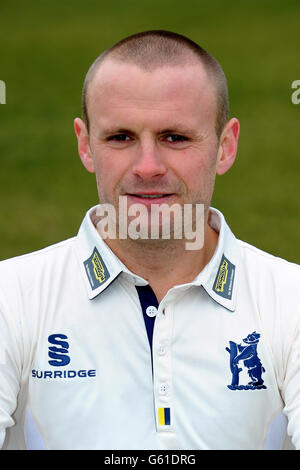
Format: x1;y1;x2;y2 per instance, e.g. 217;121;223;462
152;302;174;434
135;285;179;448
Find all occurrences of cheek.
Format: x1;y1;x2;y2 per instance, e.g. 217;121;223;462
92;151;129;196
178;152;218;196
178;152;216;180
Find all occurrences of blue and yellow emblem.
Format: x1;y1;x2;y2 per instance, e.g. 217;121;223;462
213;254;235;300
84;247;110;290
158;407;171;426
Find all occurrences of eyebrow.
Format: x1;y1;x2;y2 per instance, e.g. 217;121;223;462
160;127;201;138
97;124;203;140
97;128;134;138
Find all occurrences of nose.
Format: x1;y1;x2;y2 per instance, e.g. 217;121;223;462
132;139;167;181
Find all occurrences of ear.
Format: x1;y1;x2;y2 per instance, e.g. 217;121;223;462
216;118;240;175
74;117;95;173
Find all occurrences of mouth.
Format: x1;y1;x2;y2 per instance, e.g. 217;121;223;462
126;193;175;204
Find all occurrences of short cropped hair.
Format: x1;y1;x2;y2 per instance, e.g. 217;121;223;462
82;30;229;138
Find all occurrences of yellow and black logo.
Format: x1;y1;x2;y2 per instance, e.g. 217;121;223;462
215;259;228;293
213;254;235;300
84;247;110;290
92;251;106;283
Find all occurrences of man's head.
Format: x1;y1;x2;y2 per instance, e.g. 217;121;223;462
81;30;229;140
74;30;239;244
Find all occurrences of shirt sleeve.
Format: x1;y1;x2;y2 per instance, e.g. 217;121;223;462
0;288;23;448
281;312;300;449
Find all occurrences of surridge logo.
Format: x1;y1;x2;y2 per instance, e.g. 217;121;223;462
31;333;96;380
92;250;106;283
48;334;70;366
215;259;228;293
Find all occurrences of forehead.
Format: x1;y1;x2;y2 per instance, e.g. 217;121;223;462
87;59;217;128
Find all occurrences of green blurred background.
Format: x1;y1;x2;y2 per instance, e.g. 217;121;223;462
1;0;300;261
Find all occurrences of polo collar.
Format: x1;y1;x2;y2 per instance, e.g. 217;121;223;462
192;207;240;312
76;205;240;309
75;205;147;300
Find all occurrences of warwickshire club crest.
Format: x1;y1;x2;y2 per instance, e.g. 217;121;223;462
226;332;267;390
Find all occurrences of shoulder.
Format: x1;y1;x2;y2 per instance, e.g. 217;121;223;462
0;237;78;292
238;239;300;279
237;239;300;315
0;237;77;267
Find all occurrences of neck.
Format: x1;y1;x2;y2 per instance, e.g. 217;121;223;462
96;218;219;303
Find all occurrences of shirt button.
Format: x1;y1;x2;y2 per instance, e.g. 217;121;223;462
158;345;166;355
146;306;158;318
159;383;169;395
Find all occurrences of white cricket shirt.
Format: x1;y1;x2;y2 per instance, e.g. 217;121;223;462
0;206;300;450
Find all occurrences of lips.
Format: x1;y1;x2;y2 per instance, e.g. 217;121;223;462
132;194;169;199
126;193;175;204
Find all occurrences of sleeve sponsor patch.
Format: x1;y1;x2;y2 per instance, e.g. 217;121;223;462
84;247;110;290
213;254;235;300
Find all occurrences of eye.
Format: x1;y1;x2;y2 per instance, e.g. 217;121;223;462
107;134;132;142
164;134;188;143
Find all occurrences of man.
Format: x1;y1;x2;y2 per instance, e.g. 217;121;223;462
0;30;299;450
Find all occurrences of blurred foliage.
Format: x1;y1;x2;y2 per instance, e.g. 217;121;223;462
0;0;300;261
